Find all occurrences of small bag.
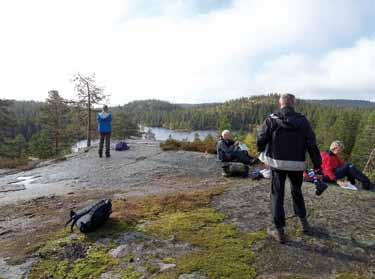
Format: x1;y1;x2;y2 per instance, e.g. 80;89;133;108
115;141;129;151
65;199;112;233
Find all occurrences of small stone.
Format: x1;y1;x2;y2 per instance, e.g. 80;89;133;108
109;244;130;258
179;273;207;279
159;263;176;272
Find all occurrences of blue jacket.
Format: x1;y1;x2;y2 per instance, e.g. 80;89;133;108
97;112;112;133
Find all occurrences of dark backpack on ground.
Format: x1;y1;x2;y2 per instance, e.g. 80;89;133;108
65;199;112;233
222;162;249;178
115;141;129;151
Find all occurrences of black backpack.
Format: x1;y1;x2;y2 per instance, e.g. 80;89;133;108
222;162;249;177
65;199;112;233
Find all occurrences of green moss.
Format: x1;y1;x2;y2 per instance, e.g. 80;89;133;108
29;259;69;279
144;208;225;240
162;257;176;264
335;273;368;279
145;262;160;274
85;218;133;241
68;248;119;279
176;229;266;279
120;267;142;279
143;206;266;279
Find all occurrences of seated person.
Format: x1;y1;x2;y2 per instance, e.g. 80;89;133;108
217;130;255;165
321;140;374;190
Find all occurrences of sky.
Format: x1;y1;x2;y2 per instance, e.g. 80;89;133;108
0;0;374;105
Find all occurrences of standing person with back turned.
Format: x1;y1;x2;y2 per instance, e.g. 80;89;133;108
97;105;112;158
257;94;322;244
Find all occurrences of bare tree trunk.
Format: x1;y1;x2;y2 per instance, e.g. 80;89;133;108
87;82;92;147
363;148;375;173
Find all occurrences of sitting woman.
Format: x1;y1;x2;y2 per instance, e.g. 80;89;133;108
321;140;373;190
217;130;255;165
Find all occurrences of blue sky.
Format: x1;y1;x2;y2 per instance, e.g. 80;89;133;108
0;0;374;104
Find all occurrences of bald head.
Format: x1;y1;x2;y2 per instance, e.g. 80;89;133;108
279;93;296;108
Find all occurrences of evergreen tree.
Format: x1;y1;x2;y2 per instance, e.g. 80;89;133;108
0;99;16;157
29;130;55;159
72;73;108;147
112;112;141;140
351;111;375;170
39;90;71;156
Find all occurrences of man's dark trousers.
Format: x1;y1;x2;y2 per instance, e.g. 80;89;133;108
99;132;111;157
271;169;306;231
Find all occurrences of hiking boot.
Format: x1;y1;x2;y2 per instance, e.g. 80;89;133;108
105;153;111;158
99;152;103;158
267;227;286;244
300;217;313;235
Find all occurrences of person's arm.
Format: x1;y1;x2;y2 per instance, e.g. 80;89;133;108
305;120;322;171
218;140;235;155
322;153;336;181
257;118;272;152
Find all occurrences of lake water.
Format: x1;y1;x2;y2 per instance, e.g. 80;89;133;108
72;128;218;152
144;127;218;141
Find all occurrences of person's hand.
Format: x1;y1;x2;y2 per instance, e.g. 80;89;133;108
234;141;240;146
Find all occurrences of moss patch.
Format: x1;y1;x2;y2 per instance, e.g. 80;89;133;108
28;188;265;279
142;200;267;279
335;273;368;279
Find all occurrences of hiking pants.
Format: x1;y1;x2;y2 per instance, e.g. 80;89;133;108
334;163;371;190
271;169;306;231
99;132;111;156
230;150;252;164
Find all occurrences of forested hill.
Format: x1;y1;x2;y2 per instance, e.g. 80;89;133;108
309;99;375;108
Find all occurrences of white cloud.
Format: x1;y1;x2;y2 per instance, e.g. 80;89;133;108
0;0;374;104
254;37;375;100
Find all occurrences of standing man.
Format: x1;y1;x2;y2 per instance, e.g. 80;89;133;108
97;105;112;158
257;94;322;243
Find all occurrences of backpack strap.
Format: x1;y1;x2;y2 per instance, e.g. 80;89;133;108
65;209;92;232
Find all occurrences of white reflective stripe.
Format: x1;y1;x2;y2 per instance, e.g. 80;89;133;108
258;152;305;171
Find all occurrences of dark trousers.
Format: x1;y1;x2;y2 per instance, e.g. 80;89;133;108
271;169;306;231
99;132;111;156
334;163;371;190
226;150;252;164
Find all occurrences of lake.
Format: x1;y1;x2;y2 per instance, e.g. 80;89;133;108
72;128;218;152
144;127;218;141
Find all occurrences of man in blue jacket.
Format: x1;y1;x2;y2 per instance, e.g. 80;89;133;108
97;105;112;158
257;94;322;243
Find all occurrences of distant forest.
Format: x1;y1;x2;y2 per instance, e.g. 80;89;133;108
1;94;374;178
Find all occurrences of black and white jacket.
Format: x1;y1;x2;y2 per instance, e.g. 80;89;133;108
256;107;321;171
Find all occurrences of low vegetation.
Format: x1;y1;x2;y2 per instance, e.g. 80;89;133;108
28;188;270;279
160;135;217;154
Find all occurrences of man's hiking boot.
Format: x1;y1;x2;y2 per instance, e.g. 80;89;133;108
267;227;286;244
300;217;313;235
99;153;102;158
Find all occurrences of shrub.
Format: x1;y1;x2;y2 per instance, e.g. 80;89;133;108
160;135;217;154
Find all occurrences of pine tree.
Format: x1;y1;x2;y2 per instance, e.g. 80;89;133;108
38;90;71;156
72;73;108;147
0;99;16;157
112;112;141;140
351;111;375;170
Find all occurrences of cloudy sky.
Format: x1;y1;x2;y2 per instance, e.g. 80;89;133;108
0;0;374;105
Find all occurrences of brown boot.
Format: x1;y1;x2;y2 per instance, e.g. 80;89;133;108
267;227;286;244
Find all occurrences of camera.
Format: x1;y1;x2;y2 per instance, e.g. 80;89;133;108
307;169;328;196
